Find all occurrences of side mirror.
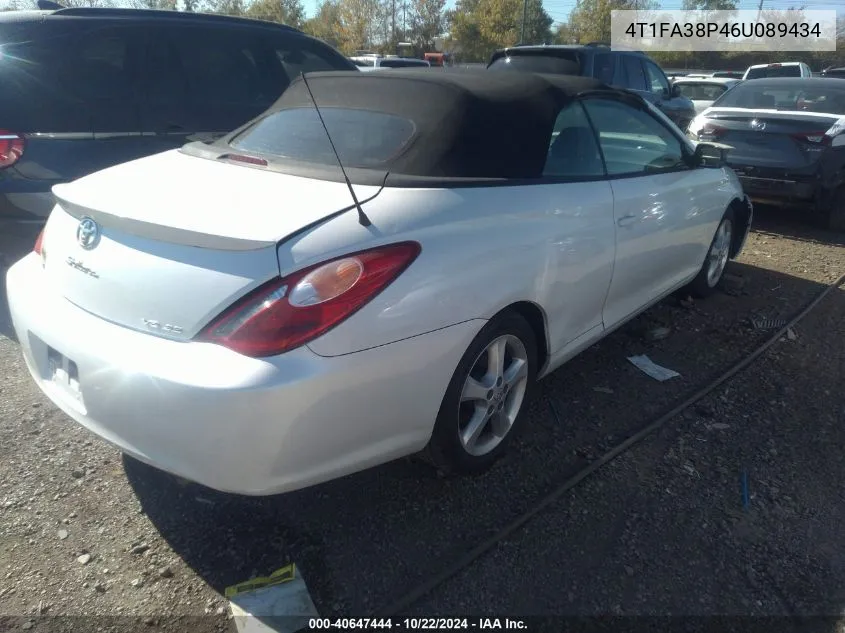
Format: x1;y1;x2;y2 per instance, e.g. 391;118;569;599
691;141;730;168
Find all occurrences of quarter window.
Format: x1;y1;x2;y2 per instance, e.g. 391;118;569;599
644;61;670;96
622;56;647;91
59;28;140;101
581;99;688;176
544;102;604;179
169;28;267;104
272;35;348;80
591;53;615;84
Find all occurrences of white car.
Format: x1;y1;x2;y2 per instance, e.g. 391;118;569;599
350;54;430;69
672;77;741;115
742;62;812;80
6;71;752;496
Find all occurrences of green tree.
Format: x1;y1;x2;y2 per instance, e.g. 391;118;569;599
681;0;737;10
206;0;245;14
448;0;486;61
303;0;344;48
553;21;577;44
129;0;177;9
568;0;655;44
449;0;552;61
408;0;446;52
245;0;305;27
325;0;387;53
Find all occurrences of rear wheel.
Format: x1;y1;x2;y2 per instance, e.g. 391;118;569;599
422;313;537;475
686;209;735;298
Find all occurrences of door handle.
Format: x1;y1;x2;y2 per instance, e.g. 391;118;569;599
617;214;638;227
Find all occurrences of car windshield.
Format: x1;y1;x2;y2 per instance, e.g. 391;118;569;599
745;65;801;79
713;80;845;114
488;51;581;75
675;82;729;101
229;106;416;168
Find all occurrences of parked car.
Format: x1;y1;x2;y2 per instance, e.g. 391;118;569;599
6;71;751;496
0;5;356;222
672;77;741;115
670;71;743;80
487;44;697;131
820;67;845;79
742;62;812;80
688;77;845;230
350;54;430;69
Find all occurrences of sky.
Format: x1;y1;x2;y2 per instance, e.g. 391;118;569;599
299;0;844;28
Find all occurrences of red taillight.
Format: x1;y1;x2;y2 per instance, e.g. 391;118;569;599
0;130;25;169
197;241;422;357
33;229;44;255
222;153;268;167
33;227;46;267
791;131;831;145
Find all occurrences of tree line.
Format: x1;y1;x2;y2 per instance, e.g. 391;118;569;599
3;0;844;67
557;0;845;71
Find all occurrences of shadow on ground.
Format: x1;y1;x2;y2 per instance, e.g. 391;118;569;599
123;255;843;618
751;204;845;248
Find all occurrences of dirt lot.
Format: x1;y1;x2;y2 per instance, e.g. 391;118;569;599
0;208;843;630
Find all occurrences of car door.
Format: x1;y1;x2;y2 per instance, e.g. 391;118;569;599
581;96;718;329
540;100;616;353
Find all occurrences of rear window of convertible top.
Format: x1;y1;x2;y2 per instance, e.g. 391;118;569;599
230;107;417;169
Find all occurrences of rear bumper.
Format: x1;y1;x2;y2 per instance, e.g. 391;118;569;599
7;253;484;495
735;175;817;205
729;164;826;209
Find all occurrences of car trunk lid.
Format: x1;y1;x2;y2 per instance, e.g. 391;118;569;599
701;107;841;169
41;149;382;341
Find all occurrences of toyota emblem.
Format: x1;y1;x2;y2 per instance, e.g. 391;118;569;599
76;216;100;250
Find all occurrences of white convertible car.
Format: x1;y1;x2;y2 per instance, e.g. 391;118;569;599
6;71;752;495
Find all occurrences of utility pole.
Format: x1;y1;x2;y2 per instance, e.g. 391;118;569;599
520;0;528;44
402;0;407;41
392;0;396;43
756;0;763;21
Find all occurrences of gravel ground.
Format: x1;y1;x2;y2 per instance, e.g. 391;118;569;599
0;207;843;629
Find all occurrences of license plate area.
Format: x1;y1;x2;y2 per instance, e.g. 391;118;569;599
47;346;83;404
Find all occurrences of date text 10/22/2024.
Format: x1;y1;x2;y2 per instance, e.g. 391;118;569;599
307;619;528;630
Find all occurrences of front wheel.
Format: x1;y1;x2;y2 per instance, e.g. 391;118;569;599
686;209;735;298
422;312;538;475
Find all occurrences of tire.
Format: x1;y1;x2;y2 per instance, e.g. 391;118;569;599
686;208;735;299
824;187;845;233
422;312;538;475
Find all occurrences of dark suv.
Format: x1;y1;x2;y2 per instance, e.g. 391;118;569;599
487;44;696;132
0;6;356;222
